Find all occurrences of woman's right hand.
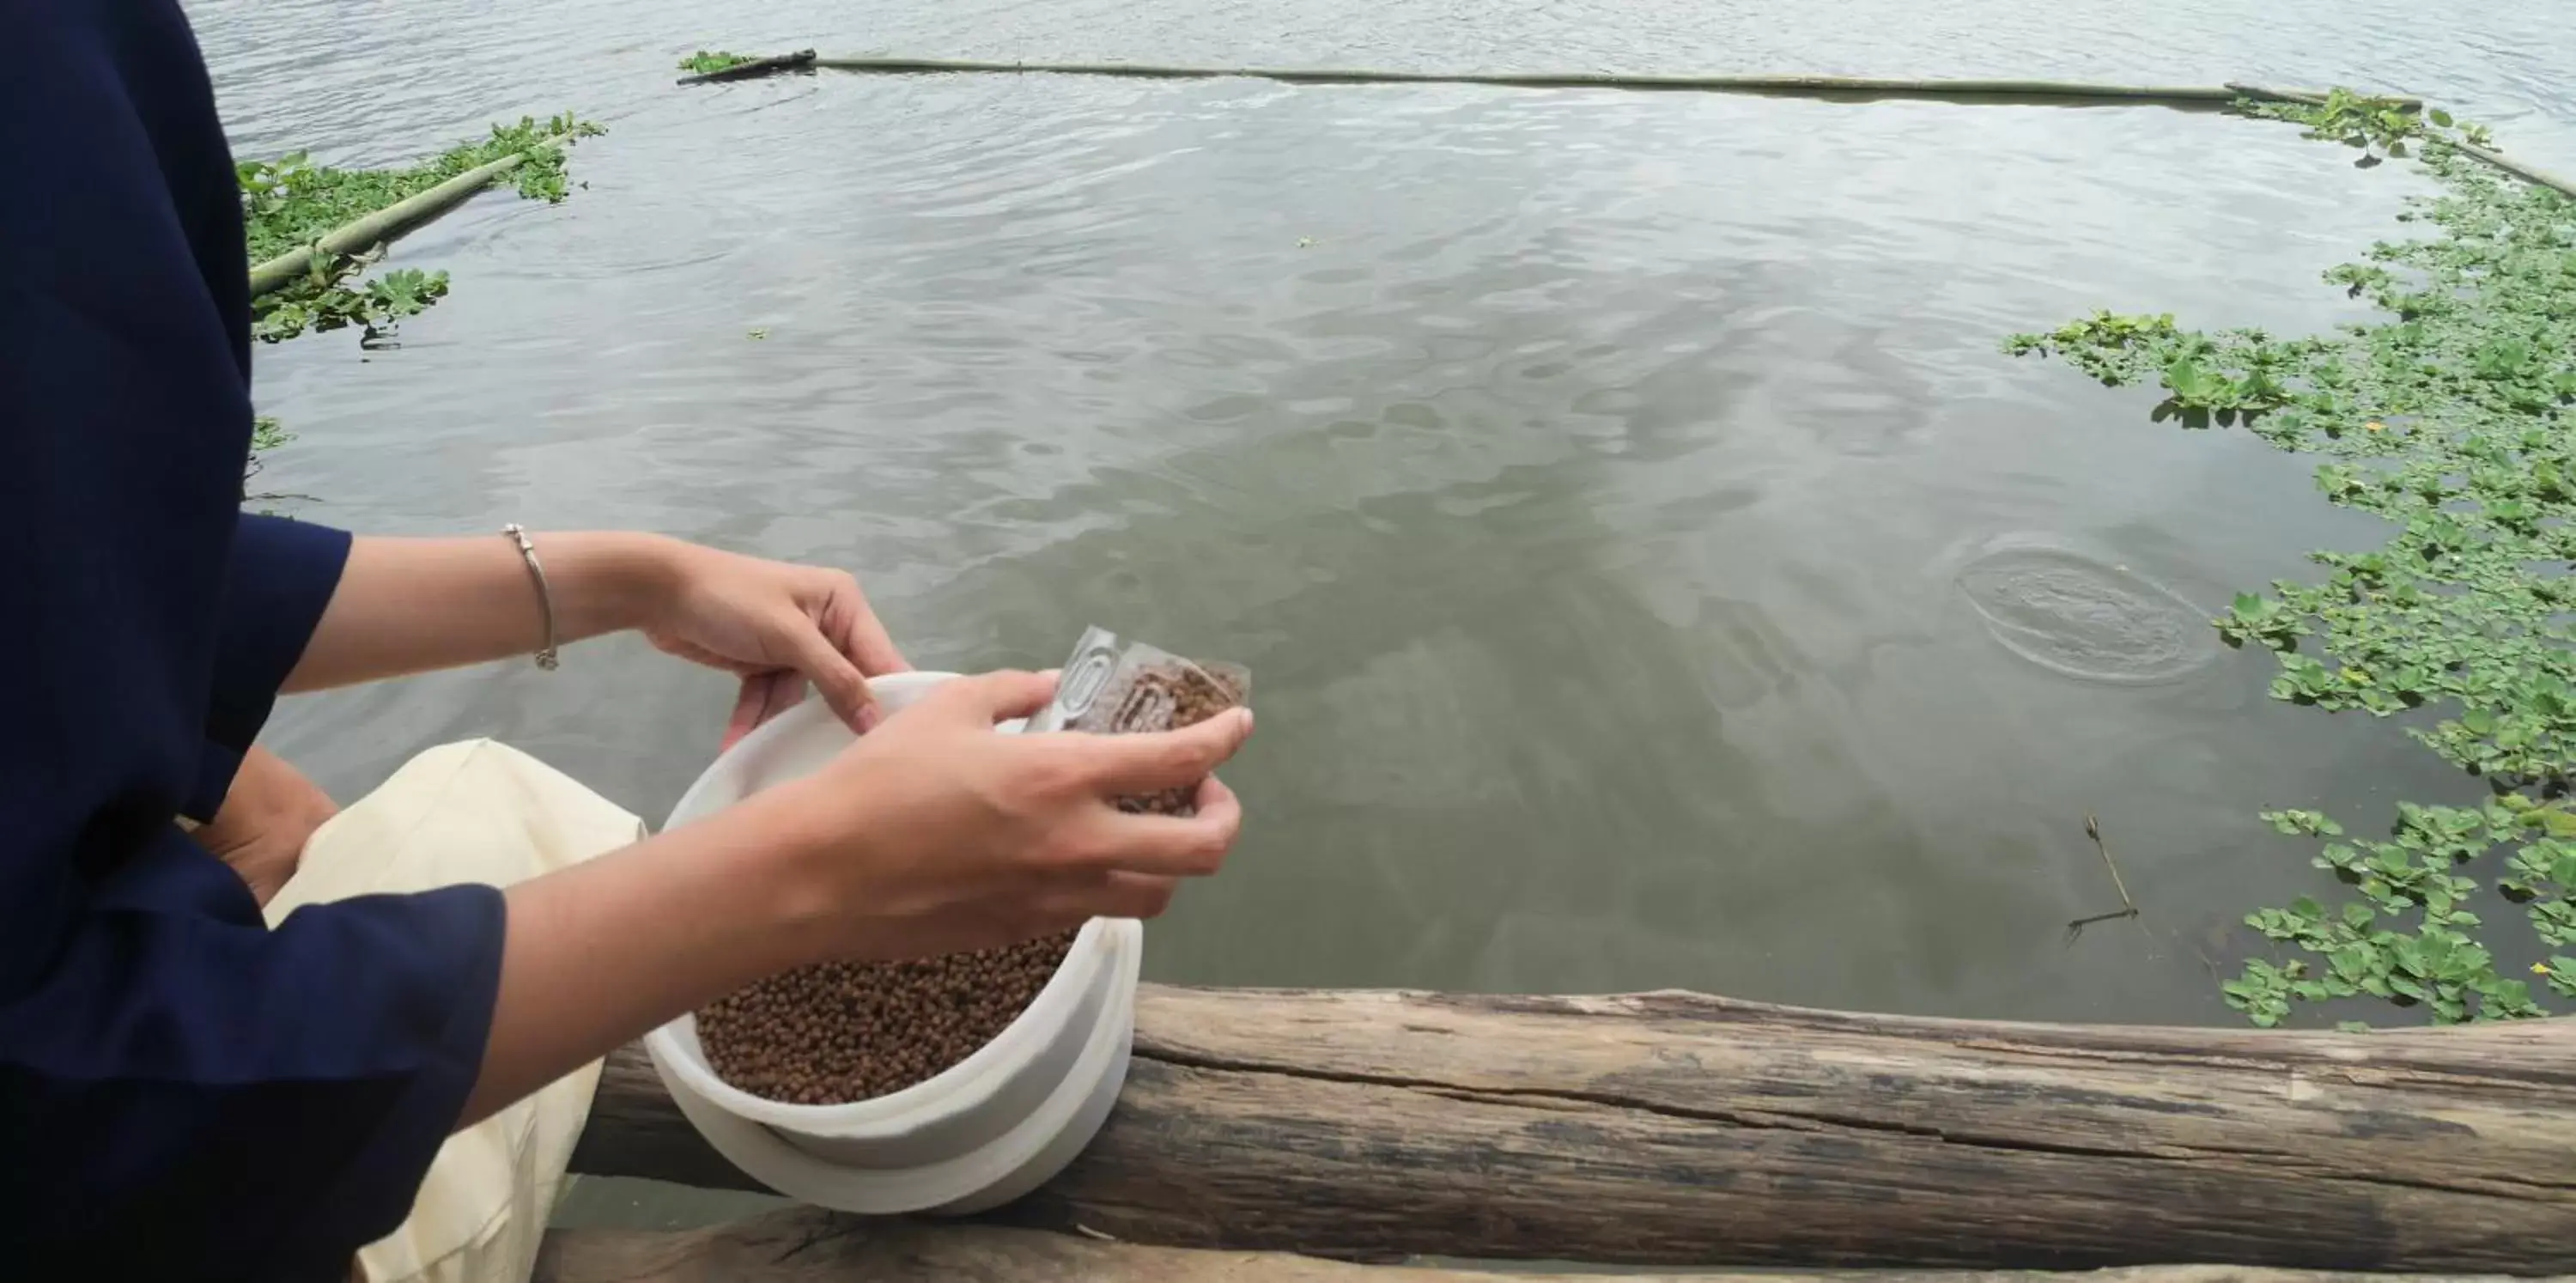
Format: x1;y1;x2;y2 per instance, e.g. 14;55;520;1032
465;666;1252;1125
760;668;1254;961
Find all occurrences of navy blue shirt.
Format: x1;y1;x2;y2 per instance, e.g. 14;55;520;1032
1;3;506;1277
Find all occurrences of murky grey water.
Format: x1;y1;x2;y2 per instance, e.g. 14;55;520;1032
182;0;2574;1228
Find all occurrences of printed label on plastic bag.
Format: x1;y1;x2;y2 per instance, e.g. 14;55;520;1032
1028;625;1249;814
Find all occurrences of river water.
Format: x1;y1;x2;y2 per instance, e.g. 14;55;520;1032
184;0;2573;1229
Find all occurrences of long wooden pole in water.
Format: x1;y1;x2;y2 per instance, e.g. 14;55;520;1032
245;134;580;299
2219;81;2576;198
2455;139;2576;199
799;61;2576;195
810;58;2392;108
676;48;817;86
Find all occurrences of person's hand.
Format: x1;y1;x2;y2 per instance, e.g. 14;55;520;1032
192;746;340;908
639;543;911;750
757;669;1255;960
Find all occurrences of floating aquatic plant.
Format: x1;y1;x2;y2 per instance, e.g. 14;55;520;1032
678;50;756;76
2233;87;2497;168
239;114;604;488
242;113;601;346
240;113;604;265
2007;96;2576;1025
252;255;450;347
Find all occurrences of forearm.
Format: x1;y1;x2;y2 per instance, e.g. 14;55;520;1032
285;532;681;692
459;781;835;1125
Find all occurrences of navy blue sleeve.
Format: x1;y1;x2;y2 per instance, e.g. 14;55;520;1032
188;514;357;819
0;4;507;1280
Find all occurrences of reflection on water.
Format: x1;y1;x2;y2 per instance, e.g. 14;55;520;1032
187;0;2574;1035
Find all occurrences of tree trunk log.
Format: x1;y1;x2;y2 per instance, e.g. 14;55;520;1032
569;987;2576;1274
532;1209;2565;1283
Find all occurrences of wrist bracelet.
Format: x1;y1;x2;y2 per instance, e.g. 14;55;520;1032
502;524;561;671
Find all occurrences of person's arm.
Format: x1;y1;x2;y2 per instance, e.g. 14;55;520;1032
190;745;339;906
281;532;678;690
458;670;1253;1124
0;2;504;1268
283;531;909;733
204;545;1261;1125
3;836;516;1280
5;12;1248;1280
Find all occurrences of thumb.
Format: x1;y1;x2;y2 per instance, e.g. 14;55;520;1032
786;623;878;734
935;669;1060;725
1084;705;1255;794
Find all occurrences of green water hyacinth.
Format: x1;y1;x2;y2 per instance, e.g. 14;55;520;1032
237;114;604;489
678;50;755;75
2007;94;2576;1026
240;113;603;344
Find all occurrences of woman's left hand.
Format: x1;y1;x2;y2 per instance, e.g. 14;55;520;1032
194;746;341;909
641;544;911;748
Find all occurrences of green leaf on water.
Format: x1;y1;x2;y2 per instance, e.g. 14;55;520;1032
679;50;756;75
241;113;604;352
1964;89;2576;1027
2553;851;2576;888
2546;959;2576;999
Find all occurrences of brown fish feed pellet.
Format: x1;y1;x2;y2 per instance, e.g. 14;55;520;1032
697;654;1245;1106
696;929;1076;1105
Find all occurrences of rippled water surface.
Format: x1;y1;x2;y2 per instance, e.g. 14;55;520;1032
187;0;2576;1043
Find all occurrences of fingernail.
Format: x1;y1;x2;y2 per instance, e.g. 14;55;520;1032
1235;708;1255;736
857;703;884;733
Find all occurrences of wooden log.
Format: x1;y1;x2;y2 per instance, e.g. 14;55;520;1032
675;49;818;86
805;59;2378;108
532;1209;1701;1281
570;987;2576;1274
532;1207;2567;1283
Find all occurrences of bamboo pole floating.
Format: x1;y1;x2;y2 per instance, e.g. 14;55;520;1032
797;60;2576;196
2223;83;2362;108
2455;139;2576;200
809;58;2388;108
245;134;580;299
676;49;817;86
2218;82;2570;197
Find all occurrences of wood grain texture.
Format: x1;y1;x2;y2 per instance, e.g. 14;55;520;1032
571;987;2576;1274
534;1211;1670;1282
532;1209;2567;1283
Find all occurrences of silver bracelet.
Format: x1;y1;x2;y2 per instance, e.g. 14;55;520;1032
501;524;561;671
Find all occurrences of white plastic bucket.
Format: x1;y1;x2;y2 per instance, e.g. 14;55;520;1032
641;671;1142;1214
